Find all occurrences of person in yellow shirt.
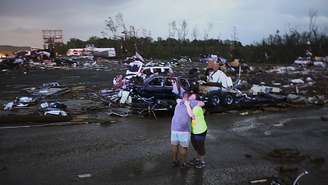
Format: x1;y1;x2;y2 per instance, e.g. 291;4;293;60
184;93;208;169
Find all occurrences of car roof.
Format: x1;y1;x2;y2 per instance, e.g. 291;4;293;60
143;74;186;83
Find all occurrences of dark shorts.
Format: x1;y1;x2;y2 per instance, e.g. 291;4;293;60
191;130;207;156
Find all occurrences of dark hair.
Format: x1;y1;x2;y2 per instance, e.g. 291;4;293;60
182;91;189;98
188;92;200;100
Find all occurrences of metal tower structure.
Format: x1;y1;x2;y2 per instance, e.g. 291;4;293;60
42;30;63;49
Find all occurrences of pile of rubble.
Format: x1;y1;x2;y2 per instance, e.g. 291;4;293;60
93;53;287;118
2;51;328;123
2;82;71;122
242;56;328;106
0;47;122;72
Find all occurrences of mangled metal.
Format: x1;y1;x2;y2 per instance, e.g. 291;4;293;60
2;48;328;122
39;101;69;116
3;96;38;111
23;82;70;97
91;53;293;119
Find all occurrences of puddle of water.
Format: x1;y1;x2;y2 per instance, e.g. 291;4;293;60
277;116;319;125
231;117;263;132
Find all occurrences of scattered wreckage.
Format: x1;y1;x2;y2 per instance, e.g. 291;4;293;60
93;54;288;119
23;82;70;97
2;82;70;123
4;96;38;111
0;46;121;71
2;50;328;122
39;101;69;116
94;53;328;119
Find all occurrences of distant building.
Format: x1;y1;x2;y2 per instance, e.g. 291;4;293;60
66;47;116;58
93;48;116;58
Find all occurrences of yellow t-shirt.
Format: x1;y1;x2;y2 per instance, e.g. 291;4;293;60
191;106;207;134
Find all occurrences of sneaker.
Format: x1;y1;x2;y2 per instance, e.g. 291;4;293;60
172;160;179;168
187;158;200;166
195;161;206;169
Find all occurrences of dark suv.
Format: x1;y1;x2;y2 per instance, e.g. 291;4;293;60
133;75;190;99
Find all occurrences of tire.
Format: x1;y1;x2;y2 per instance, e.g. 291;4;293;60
223;94;234;105
210;95;221;107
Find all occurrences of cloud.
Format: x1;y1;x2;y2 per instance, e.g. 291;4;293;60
0;0;132;17
0;0;327;47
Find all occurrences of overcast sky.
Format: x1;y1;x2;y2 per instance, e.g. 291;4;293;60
0;0;328;48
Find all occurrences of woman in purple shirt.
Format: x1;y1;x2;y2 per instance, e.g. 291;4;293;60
170;92;204;168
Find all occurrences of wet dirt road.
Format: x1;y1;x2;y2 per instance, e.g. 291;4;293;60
1;107;328;185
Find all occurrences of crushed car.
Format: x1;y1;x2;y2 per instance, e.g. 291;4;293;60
39;101;69;117
4;96;38;111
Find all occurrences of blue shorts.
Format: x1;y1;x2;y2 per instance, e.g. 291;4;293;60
171;131;190;148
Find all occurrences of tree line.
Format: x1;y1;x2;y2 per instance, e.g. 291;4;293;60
56;11;328;64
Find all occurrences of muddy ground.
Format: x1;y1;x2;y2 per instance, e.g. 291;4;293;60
0;65;327;185
0;107;327;185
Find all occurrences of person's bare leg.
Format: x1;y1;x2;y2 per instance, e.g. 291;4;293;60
171;145;178;161
179;145;188;163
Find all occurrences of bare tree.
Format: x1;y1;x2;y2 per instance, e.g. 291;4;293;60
115;13;127;33
203;22;213;40
181;20;188;40
203;31;208;40
169;20;188;40
141;28;148;38
232;26;238;41
168;21;177;39
104;12;153;40
168;23;170;38
128;25;136;38
104;17;118;38
101;31;109;38
192;25;199;40
168;22;175;38
103;12;128;39
308;9;319;39
172;21;179;39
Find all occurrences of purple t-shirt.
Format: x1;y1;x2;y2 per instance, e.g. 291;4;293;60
171;100;198;132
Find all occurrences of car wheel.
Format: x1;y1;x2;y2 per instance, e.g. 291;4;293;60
223;94;234;105
210;95;220;106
